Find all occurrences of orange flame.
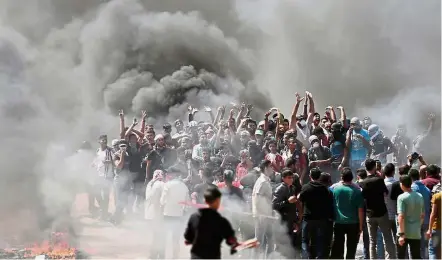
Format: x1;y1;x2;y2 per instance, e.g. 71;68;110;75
24;232;77;259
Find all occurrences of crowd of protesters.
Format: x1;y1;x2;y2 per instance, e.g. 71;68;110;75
83;91;440;259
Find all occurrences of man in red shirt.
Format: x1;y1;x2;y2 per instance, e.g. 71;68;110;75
422;164;441;190
236;150;253;182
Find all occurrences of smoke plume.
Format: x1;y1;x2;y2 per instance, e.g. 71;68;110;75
0;0;439;254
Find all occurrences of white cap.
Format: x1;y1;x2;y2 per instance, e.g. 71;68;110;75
309;135;319;144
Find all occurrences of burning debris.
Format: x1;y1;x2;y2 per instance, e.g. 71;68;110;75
0;232;89;259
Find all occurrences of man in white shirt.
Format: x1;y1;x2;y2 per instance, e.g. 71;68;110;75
160;168;190;259
145;170;166;259
91;135;113;219
383;163;398;241
252;160;275;258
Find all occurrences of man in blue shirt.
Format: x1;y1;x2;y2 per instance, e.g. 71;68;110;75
347;117;371;175
397;175;424;259
409;169;431;259
330;167;364;259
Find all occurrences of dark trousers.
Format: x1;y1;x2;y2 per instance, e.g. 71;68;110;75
330;223;360;259
301;219;330;259
396;237;421;259
133;180;145;212
275;220;299;259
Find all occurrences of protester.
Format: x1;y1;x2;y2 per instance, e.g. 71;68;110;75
409;169;431;258
359;159;396;259
298;167;334;259
330;167;364;259
160;169;190;259
91;134;113;219
383;163;398;243
272;169;301;258
252;160;275;258
78;93;440;259
422;164;441;191
184;186;241;259
426;191;441;259
144;170;165;259
396;175;425;259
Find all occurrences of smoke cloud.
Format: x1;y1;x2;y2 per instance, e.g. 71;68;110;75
0;0;439;253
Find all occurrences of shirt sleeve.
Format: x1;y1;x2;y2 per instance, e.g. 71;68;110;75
363;130;370;141
184;214;196;244
397;195;405;215
411;184;419;193
221;217;238;247
355;189;364;208
431;192;441;205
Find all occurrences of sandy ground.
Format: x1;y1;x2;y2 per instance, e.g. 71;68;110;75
71;192;191;259
71;191;365;259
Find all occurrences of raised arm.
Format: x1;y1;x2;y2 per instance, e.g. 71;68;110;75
302;93;308;119
264;110;271;131
327;106;336;123
124;118;139;139
337;106;347;128
119;109;125;139
213;106;225;126
140;110;147;134
289;93;305;130
245;104;253;118
204;106;215;124
236;103;247;129
188;105;199;123
306;91;315;124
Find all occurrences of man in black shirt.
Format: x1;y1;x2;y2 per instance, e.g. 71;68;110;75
192;167;217;204
155;134;177;170
390;164;411;201
272;169;302;258
298;167;334;259
184;186;241;259
359;159;396;259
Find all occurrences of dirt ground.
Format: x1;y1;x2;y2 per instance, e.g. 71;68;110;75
71;192;189;259
71;192;365;259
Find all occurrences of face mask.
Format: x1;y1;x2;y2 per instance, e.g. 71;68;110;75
370;130;380;141
299;120;307;128
312;142;320;148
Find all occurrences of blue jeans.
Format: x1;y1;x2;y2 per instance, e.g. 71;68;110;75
420;224;429;259
362;224;384;259
301;219;330;259
429;230;441;260
350;159;365;178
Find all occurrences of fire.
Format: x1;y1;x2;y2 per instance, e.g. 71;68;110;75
24;232;77;259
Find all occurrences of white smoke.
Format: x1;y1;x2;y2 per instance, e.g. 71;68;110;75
0;0;439;254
